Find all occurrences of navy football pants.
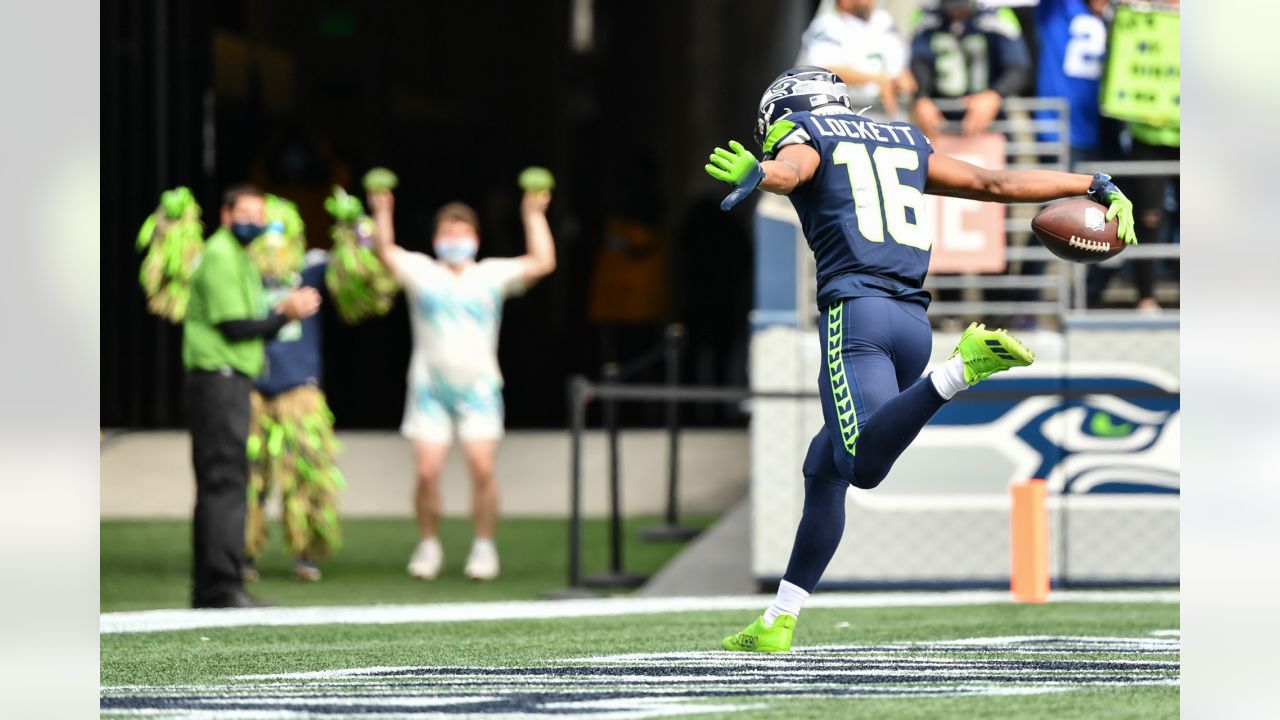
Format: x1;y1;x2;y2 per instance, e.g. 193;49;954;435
783;296;948;593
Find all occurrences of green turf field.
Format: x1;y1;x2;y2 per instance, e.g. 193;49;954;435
101;518;1178;718
101;600;1178;718
101;516;713;612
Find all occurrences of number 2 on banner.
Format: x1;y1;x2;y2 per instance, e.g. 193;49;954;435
832;141;930;251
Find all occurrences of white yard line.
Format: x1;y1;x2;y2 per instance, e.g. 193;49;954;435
100;589;1177;635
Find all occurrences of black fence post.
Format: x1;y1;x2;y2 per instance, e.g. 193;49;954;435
543;375;598;599
582;363;648;589
641;324;700;542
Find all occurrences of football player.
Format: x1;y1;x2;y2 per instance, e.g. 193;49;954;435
705;66;1136;652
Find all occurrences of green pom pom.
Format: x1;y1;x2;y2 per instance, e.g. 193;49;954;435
160;186;196;219
324;186;364;223
137;187;205;323
518;166;555;192
325;210;399;324
362;167;399;193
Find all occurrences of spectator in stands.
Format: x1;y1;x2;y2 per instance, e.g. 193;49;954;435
1088;0;1179;310
1121;0;1179;311
1035;0;1114;164
1036;0;1116;310
910;0;1032;138
1088;124;1179;312
796;0;915;119
183;184;321;608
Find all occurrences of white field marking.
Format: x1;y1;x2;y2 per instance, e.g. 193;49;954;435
189;695;501;707
1150;629;1181;637
104;700;757;720
931;635;1179;649
573;640;1179;665
225;669;1181;684
100;589;1178;635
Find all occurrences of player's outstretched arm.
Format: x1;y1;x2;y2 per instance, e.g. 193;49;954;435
517;189;557;285
926;154;1137;244
705;141;820;211
369;190;402;275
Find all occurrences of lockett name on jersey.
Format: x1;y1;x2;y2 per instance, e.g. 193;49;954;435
810;116;921;146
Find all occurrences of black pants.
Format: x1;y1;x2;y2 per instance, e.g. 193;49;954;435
186;368;252;606
1087;140;1180;306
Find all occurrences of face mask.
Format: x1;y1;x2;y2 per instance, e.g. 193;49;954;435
434;236;478;264
231;222;266;244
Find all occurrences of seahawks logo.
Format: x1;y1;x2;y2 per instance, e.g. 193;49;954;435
925;363;1179;494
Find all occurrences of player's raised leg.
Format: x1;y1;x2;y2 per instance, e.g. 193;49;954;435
842;321;1034;491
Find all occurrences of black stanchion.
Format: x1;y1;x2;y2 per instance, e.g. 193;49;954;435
546;379;824;599
543;375;598;599
641;324;700;542
582;363;648;589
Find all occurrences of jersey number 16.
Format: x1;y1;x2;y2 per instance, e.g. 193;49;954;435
832;141;931;252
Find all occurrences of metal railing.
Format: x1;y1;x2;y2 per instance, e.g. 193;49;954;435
548;377;820;598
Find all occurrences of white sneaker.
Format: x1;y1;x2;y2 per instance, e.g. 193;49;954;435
464;541;500;581
407;538;443;580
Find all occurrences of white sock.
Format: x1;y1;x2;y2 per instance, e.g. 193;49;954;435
763;580;810;627
472;537;496;554
929;356;968;401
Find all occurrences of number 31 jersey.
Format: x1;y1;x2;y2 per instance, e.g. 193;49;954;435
764;108;934;309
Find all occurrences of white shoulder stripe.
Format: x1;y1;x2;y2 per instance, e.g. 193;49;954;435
775;128;812;150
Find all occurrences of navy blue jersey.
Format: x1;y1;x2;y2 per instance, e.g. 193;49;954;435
911;7;1031;98
764;108;934;309
256;262;326;397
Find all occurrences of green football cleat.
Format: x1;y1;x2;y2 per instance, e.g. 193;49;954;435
722;614;796;653
951;322;1035;385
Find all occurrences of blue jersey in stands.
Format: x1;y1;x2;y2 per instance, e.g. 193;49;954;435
763;108;935;310
256;262;326;397
1035;0;1107;150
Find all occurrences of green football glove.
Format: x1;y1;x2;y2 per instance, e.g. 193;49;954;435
1086;173;1138;245
705;140;765;211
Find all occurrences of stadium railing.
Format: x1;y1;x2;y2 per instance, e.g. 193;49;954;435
553;376;818;597
912;97;1180;319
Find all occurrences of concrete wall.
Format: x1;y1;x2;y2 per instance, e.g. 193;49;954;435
100;429;748;520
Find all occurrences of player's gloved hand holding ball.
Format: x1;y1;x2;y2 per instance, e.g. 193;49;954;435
1086;173;1138;245
705;140;765;211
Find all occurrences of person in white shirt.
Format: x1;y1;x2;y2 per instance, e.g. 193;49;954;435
369;187;556;581
795;0;916;118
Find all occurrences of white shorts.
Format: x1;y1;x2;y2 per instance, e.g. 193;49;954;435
400;374;505;444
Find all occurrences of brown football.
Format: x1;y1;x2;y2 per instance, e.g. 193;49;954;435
1030;198;1125;264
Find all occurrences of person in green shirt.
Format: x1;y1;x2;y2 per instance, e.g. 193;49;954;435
183;183;320;609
